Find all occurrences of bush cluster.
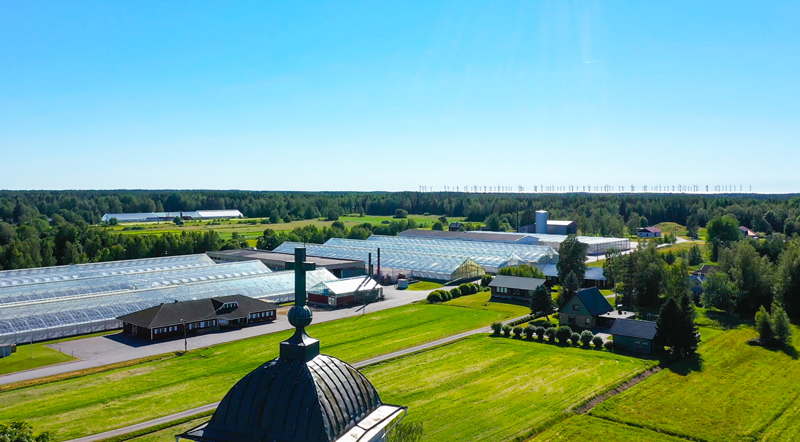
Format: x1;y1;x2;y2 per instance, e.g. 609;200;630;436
491;322;611;349
427;283;481;304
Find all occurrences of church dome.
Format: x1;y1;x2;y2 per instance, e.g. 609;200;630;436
181;354;384;442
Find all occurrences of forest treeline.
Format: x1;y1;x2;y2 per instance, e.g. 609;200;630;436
1;190;800;271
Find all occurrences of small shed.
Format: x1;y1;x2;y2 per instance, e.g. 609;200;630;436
558;287;613;329
448;222;464;231
489;275;545;301
308;276;383;308
609;318;657;354
637;227;662;238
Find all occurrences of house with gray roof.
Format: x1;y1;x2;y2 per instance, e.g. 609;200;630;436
608;318;657;354
489;275;546;301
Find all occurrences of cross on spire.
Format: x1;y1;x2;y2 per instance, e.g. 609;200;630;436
280;247;320;361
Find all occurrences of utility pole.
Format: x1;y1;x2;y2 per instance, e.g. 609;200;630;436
181;319;187;353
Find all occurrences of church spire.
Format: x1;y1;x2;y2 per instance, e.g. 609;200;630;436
280;247;320;361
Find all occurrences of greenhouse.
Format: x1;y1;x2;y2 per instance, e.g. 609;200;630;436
315;237;557;274
0;261;271;306
274;242;486;282
0;268;337;344
357;236;560;264
0;254;216;287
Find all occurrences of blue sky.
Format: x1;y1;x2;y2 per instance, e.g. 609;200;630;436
1;1;798;192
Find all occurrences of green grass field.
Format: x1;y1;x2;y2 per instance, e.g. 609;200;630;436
104;214;464;239
0;300;517;441
406;281;444;291
362;335;656;442
591;326;800;442
443;291;531;317
530;415;685;442
0;344;74;376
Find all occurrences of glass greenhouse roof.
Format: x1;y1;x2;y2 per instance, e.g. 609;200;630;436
274;242;483;276
356;236;559;264
0;268;337;337
0;261;271;306
0;254;215;287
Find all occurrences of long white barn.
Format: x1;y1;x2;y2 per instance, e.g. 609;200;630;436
101;210;243;223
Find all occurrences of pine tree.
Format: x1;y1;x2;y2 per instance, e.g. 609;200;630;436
678;294;700;356
755;305;773;345
559;272;581;308
654;297;682;352
530;285;555;319
770;302;793;348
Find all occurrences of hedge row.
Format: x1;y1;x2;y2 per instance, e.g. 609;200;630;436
426;282;482;303
490;323;613;350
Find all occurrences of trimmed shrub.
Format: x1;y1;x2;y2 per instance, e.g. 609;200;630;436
592;335;604;348
603;340;614;350
545;327;557;342
459;283;476;296
502;325;513;337
449;287;462;299
556;326;572;344
580;330;594;347
491;322;503;336
426;292;442;303
535;326;546;341
530;318;553;328
470;283;480;294
513;326;523;339
481;274;494;287
441;290;452;301
570;332;580;346
524;324;535;340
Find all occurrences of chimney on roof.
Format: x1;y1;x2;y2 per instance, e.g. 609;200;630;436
616;304;623;314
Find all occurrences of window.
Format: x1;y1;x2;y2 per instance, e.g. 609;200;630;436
568;315;575;324
585;318;591;325
222;302;239;309
572;304;580;312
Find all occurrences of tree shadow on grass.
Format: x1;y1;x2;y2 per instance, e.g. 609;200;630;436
665;353;704;376
703;310;749;329
748;339;800;360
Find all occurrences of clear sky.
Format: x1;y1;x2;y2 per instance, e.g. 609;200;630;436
1;1;799;193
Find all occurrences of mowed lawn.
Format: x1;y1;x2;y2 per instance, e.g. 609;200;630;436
0;344;74;376
443;291;531;317
591;326;800;441
530;415;686;442
0;300;514;441
362;336;655;442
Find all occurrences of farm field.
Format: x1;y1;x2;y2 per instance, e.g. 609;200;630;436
0;297;517;441
530;415;685;442
104;214;463;239
591;326;800;442
362;335;656;442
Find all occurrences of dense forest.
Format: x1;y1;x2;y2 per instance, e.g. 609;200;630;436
1;190;800;271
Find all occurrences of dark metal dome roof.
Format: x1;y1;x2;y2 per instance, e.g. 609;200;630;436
180;354;383;442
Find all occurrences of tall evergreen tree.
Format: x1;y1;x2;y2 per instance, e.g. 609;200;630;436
559;271;581;308
557;235;588;283
530;285;555;319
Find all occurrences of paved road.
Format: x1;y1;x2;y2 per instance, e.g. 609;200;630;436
64;314;521;442
0;285;444;386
